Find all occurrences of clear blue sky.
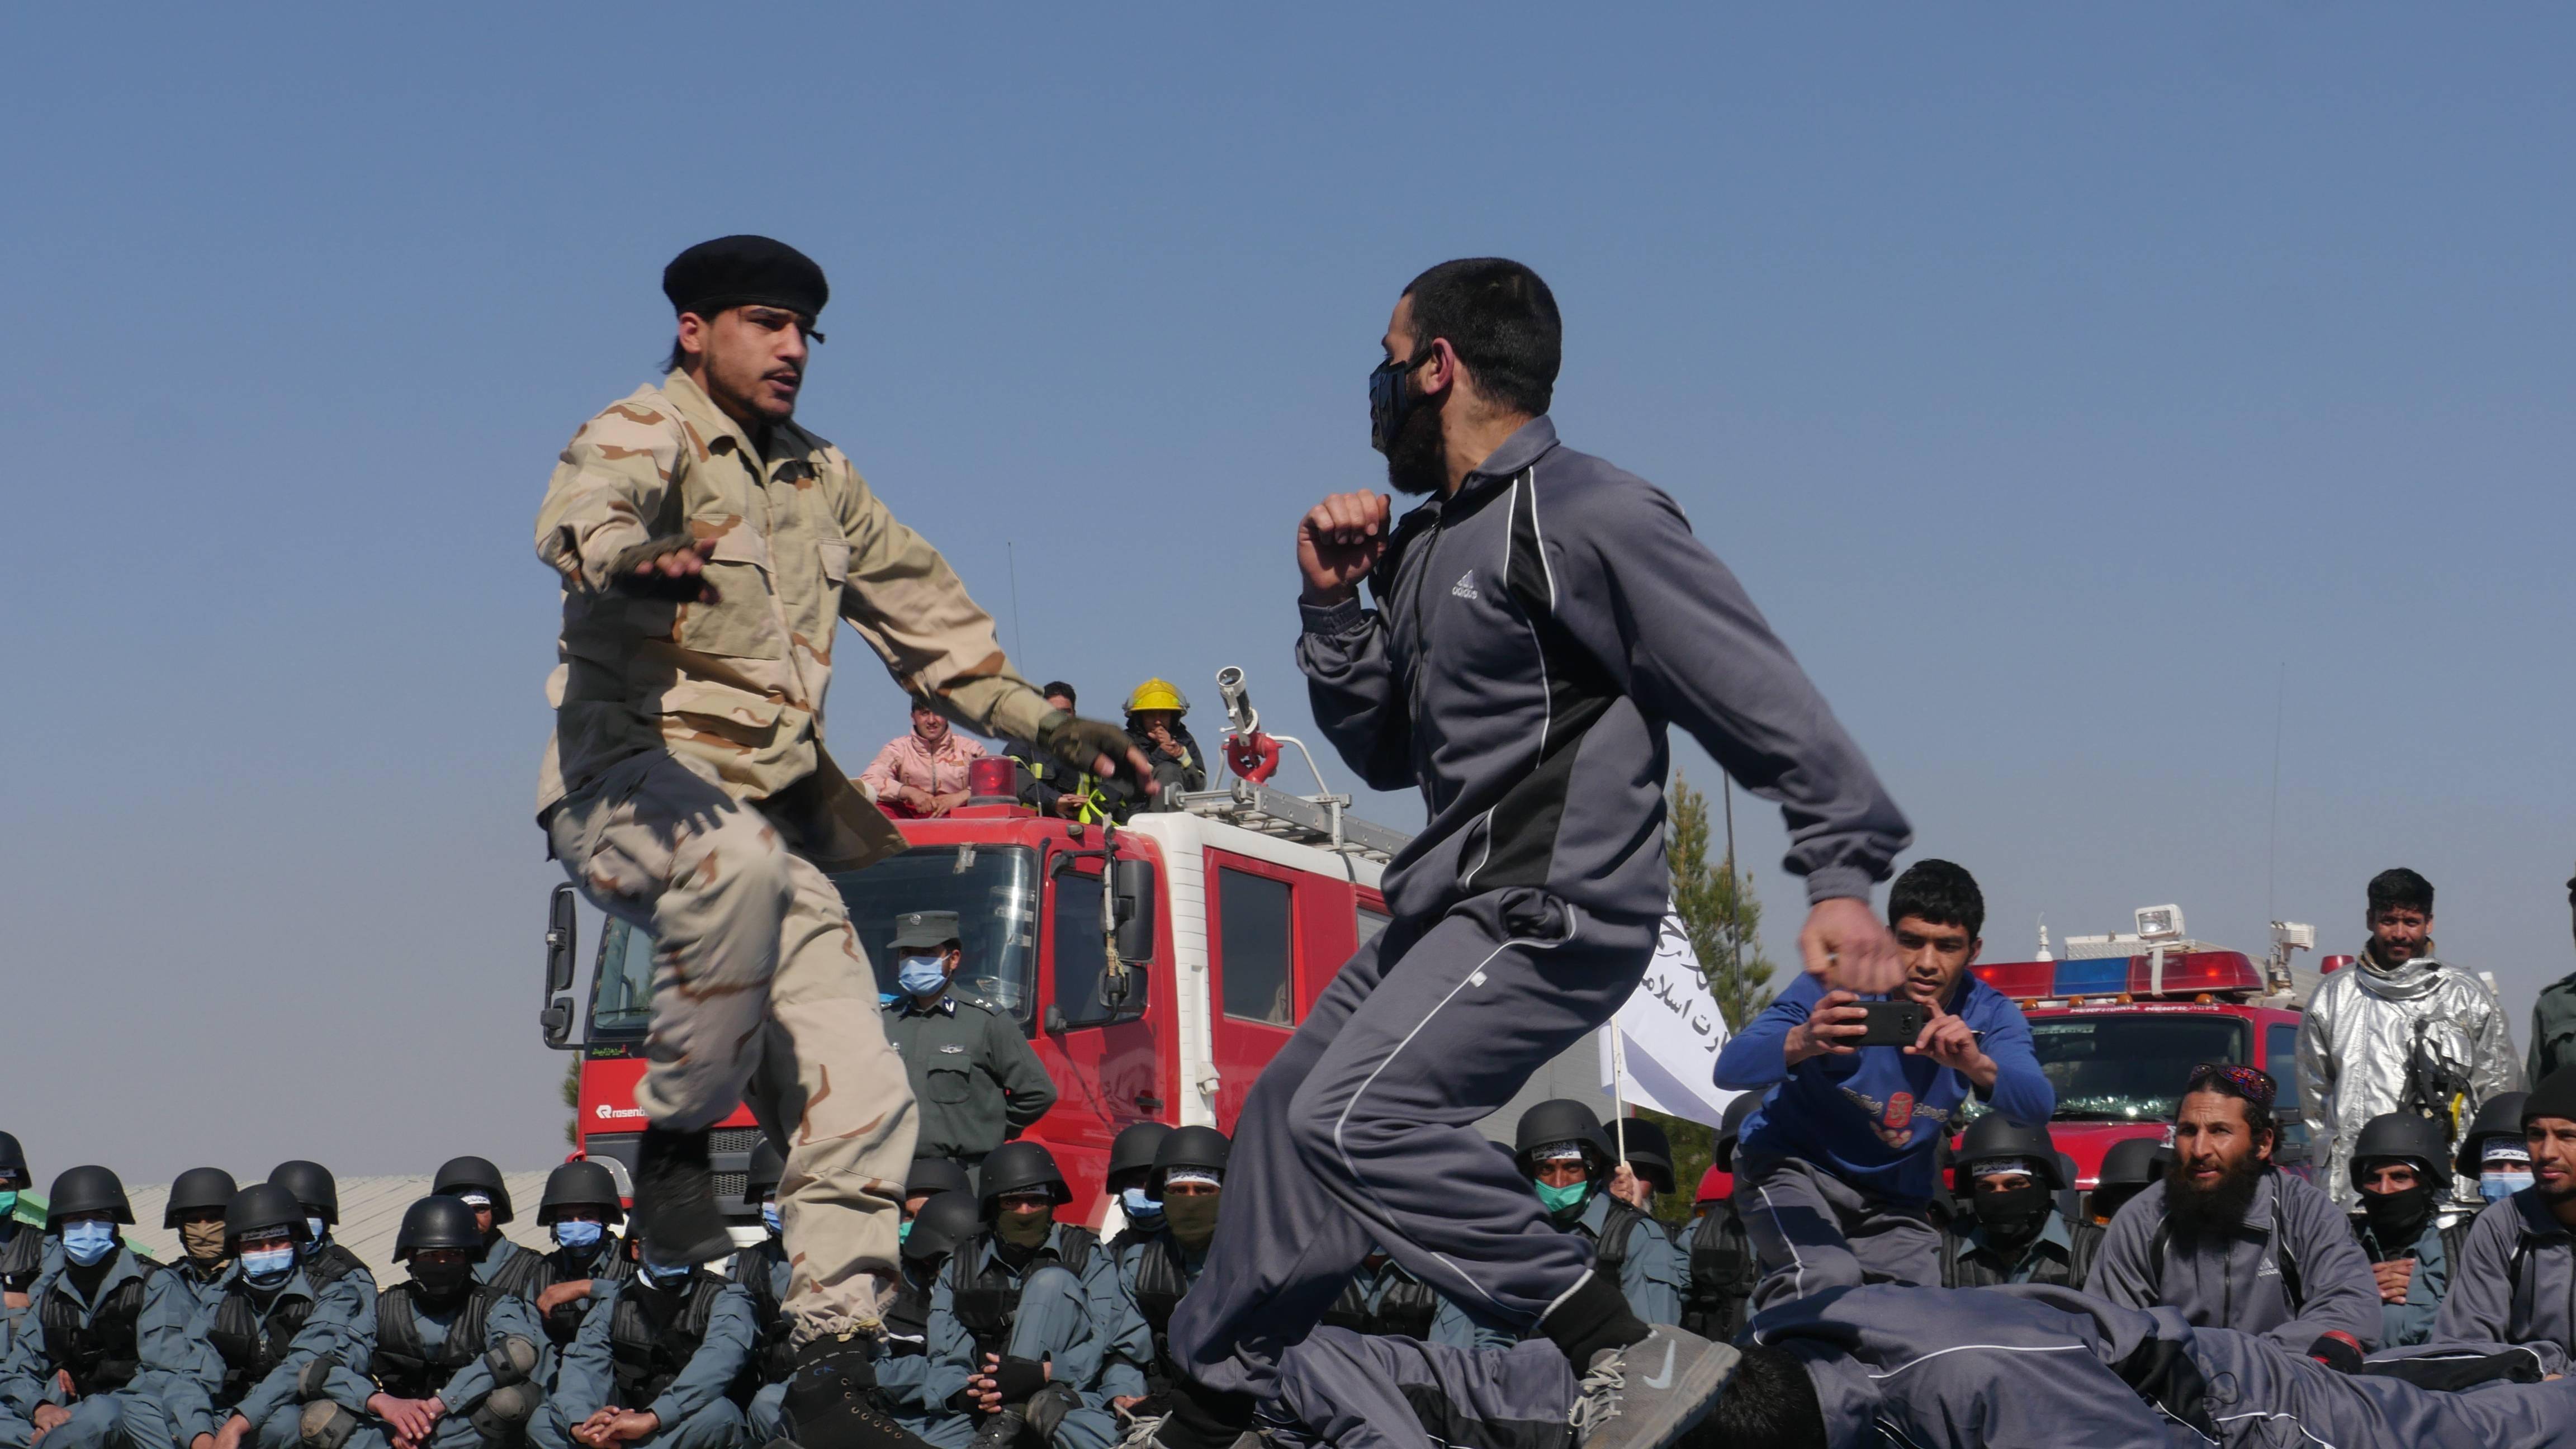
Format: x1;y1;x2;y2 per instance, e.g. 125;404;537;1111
6;6;2570;1181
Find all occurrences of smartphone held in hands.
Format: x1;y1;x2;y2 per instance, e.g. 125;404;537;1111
1853;999;1928;1048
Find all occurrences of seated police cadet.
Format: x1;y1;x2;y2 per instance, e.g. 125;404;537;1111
906;1161;974;1225
1713;861;2052;1309
1109;1128;1235;1420
874;1191;980;1447
925;1143;1123;1449
2460;1091;2536;1208
167;1169;245;1316
7;1167;211;1449
2087;1138;2166;1229
536;1247;752;1449
882;912;1060;1168
2;1133;47;1322
167;1185;373;1449
1680;1095;1761;1343
1100;1125;1171;1252
726;1144;791;1443
2436;1067;2576;1355
2347;1112;2466;1349
300;1197;544;1449
2086;1064;2381;1367
267;1165;376;1318
1940;1116;2087;1288
1512;1102;1684;1326
526;1164;632;1363
1319;1249;1511;1355
428;1162;541;1305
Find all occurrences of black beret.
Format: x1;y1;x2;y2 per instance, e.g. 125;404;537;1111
662;235;828;320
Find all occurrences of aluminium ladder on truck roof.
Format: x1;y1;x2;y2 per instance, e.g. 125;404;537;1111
1170;781;1413;864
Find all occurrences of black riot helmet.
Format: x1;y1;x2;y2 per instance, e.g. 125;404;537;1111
46;1165;135;1227
394;1196;486;1261
268;1162;339;1224
165;1167;240;1228
225;1183;311;1247
538;1161;627;1226
2457;1091;2531;1177
1106;1123;1173;1192
1148;1126;1232;1197
976;1142;1071;1215
903;1192;982;1266
1713;1094;1763;1174
0;1132;29;1190
2350;1112;2451;1194
1611;1117;1677;1197
745;1142;785;1206
906;1158;972;1204
430;1156;514;1224
2090;1137;2169;1222
1513;1100;1611;1179
1955;1115;2066;1191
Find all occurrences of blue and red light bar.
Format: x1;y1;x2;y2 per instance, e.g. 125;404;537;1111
1970;951;2264;1001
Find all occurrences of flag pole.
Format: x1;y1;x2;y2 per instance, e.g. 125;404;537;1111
1611;1021;1631;1169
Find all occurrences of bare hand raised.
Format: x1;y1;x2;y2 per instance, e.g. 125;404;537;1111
1784;990;1867;1064
1800;898;1901;995
1299;491;1392;605
1905;996;1996;1087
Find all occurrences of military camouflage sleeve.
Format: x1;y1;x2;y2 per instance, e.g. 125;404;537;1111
534;398;688;594
828;458;1055;745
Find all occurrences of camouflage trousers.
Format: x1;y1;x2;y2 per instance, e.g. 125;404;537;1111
548;750;918;1341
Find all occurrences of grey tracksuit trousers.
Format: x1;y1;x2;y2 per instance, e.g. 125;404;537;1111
1261;1328;1577;1449
1735;1149;1943;1312
1166;888;1659;1399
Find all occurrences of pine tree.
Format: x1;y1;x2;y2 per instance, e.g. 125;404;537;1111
1669;771;1777;1031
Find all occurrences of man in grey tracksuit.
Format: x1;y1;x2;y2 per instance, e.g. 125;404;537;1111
2085;1168;2384;1354
1257;1284;2576;1449
1149;258;1911;1449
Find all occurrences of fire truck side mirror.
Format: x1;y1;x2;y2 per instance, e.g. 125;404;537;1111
542;884;580;1050
1112;859;1158;964
2272;1122;2310;1167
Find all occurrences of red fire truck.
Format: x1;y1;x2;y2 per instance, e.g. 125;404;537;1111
537;671;1412;1225
1961;907;2329;1200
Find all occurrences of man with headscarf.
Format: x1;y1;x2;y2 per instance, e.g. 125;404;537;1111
2298;868;2521;1213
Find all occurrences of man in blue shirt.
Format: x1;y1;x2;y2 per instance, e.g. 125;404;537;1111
1714;859;2052;1311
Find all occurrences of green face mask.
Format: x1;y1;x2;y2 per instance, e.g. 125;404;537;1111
1163;1193;1222;1249
1533;1179;1591;1217
898;1220;913;1244
995;1207;1053;1249
0;1190;17;1218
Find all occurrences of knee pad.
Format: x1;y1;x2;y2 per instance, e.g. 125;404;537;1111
470;1384;539;1446
481;1336;541;1390
297;1360;337;1402
299;1401;359;1449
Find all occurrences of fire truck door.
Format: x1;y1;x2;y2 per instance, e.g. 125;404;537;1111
1204;855;1362;1128
1039;860;1159;1162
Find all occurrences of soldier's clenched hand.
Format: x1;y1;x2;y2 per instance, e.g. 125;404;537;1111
607;534;721;603
1299;491;1392;605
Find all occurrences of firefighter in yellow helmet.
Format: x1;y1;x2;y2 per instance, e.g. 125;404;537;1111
1124;678;1206;808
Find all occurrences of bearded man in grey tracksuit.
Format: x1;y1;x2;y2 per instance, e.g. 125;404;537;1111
1137;258;1915;1449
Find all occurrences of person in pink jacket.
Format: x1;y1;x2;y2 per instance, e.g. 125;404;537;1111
860;701;989;817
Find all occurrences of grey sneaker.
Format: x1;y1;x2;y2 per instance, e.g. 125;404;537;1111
1569;1325;1742;1449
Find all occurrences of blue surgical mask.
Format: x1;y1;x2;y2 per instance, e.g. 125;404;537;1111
554;1220;604;1252
761;1202;783;1237
242;1247;297;1285
306;1218;328;1245
1533;1179;1591;1216
61;1221;117;1266
1121;1187;1163;1222
641;1259;692;1290
2482;1171;2534;1202
897;955;949;997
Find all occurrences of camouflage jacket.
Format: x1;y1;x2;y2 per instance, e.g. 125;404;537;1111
534;371;1052;837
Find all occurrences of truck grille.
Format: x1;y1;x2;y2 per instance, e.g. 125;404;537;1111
711;1129;766;1156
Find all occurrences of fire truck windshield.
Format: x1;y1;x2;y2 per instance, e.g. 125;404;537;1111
2020;1013;2253;1123
586;845;1042;1038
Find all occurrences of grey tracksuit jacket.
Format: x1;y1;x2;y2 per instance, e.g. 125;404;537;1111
2436;1189;2576;1353
1299;416;1910;925
2084;1171;2383;1351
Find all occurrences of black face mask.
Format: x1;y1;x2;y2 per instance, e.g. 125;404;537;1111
1972;1183;2052;1242
2361;1182;2436;1246
411;1259;473;1306
1368;349;1435;456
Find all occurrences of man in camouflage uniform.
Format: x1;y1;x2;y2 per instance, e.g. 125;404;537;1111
532;236;1147;1403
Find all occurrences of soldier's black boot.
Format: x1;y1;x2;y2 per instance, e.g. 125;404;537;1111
633;1125;735;1266
781;1336;929;1449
